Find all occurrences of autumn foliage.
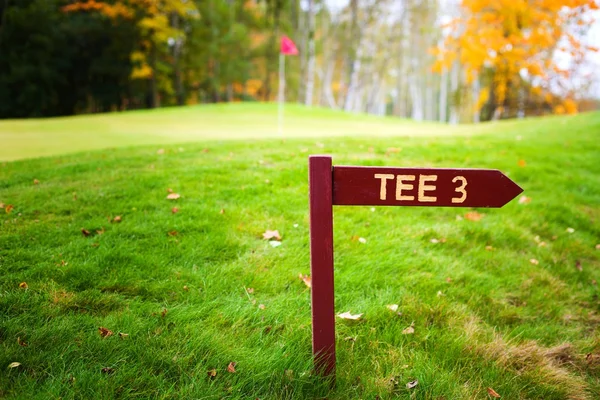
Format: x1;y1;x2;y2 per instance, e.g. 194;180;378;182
434;0;599;117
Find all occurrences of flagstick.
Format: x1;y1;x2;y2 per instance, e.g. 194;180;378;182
278;52;285;135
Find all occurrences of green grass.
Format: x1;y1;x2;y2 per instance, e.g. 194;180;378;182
2;103;490;162
1;105;600;399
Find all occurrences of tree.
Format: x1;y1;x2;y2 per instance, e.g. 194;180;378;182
434;0;599;119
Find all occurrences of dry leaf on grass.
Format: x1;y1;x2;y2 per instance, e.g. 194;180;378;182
246;287;254;294
465;211;483;221
258;304;266;310
518;159;527;167
518;195;531;204
33;179;40;185
98;327;113;338
157;149;165;155
207;369;217;378
262;230;282;241
172;207;179;214
101;367;115;374
566;227;575;233
166;193;181;200
81;228;91;237
406;380;418;389
530;259;539;265
17;337;27;347
118;332;129;339
485;245;494;251
575;260;582;271
8;362;21;369
227;362;237;373
596;244;600;250
337;311;362;320
19;282;28;289
402;323;415;335
161;308;167;318
487;387;501;398
386;304;399;312
112;216;122;223
299;274;311;288
5;204;13;214
0;202;4;209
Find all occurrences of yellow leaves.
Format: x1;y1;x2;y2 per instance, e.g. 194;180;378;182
131;64;153;80
19;282;28;289
563;98;578;114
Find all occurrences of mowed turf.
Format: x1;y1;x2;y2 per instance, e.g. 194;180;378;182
1;106;599;399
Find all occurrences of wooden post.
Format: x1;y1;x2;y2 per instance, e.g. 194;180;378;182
308;155;335;377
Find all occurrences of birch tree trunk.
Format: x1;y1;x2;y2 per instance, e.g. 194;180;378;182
304;0;316;106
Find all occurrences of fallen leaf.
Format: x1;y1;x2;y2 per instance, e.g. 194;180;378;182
172;207;179;214
33;179;40;185
101;367;115;374
446;277;453;283
518;159;527;167
81;228;91;237
183;285;189;291
5;204;14;214
465;211;483;221
596;244;600;250
98;327;113;338
227;362;237;373
207;369;217;378
386;304;399;312
167;188;173;193
337;311;362;320
485;245;494;251
168;230;178;236
8;362;21;369
406;380;418;389
487;387;501;398
17;337;27;347
344;336;356;341
437;291;444;297
299;274;311;288
538;241;547;247
566;227;575;233
430;238;440;244
530;259;539;265
18;282;28;289
96;227;105;235
518;195;531;204
112;216;122;223
262;230;282;241
157;149;165;154
219;209;225;214
358;237;367;244
269;240;282;248
246;287;254;294
166;193;181;200
0;202;4;209
161;308;167;318
118;332;129;339
258;304;266;310
402;323;415;335
576;260;582;271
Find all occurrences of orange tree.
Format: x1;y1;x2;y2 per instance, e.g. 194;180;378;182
433;0;598;119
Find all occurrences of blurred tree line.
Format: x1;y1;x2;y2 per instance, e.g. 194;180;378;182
0;0;597;120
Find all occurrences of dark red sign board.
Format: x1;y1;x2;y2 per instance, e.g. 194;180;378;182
309;156;523;378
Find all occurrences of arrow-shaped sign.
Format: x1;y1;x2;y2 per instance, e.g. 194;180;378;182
308;157;524;379
332;166;523;208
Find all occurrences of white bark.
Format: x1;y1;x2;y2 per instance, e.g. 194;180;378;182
304;0;316;106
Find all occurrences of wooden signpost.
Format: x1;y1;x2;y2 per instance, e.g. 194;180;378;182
308;155;523;377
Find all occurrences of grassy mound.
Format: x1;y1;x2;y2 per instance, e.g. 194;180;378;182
1;107;599;399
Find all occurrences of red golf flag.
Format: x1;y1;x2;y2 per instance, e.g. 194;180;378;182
280;35;298;55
